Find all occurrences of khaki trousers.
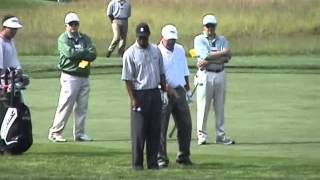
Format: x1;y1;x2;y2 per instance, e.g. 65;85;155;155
196;70;227;140
49;72;90;138
108;19;128;56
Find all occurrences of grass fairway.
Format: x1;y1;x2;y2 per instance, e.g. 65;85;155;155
0;56;320;179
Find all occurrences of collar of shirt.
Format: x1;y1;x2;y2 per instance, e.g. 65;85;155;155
117;0;126;4
158;42;174;64
134;41;150;50
0;33;11;42
158;41;174;54
66;31;82;40
202;32;217;44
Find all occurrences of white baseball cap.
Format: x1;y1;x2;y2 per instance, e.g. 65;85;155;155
202;15;217;25
2;17;23;29
64;12;80;24
161;24;178;40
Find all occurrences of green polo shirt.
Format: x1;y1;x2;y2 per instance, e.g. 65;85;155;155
57;31;96;77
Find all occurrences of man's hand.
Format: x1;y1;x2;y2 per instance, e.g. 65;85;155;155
197;60;209;70
131;98;141;111
108;15;114;23
186;90;193;103
166;85;179;98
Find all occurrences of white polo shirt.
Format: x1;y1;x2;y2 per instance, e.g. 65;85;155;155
158;42;190;88
0;36;21;70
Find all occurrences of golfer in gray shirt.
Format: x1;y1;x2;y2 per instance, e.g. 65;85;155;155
121;22;167;170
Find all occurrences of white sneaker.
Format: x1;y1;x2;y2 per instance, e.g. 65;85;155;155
197;138;207;145
75;134;93;141
48;133;67;142
216;136;235;145
197;130;208;145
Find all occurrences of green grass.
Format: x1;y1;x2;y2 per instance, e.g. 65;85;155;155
1;55;320;179
1;0;320;55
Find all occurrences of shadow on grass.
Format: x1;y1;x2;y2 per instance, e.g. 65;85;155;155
29;150;129;157
192;162;262;170
91;139;130;142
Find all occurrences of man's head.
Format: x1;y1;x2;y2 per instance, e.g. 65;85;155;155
136;22;150;48
202;14;217;37
161;24;178;51
64;12;80;34
1;15;23;40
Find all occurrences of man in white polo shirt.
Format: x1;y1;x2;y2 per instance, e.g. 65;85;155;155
157;24;192;167
0;15;23;76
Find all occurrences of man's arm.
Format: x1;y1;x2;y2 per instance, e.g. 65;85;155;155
184;76;190;91
106;1;114;23
108;15;114;23
58;35;89;60
205;48;231;63
160;74;166;92
84;35;97;62
125;80;138;109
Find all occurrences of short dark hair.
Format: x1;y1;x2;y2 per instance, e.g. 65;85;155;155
2;14;15;25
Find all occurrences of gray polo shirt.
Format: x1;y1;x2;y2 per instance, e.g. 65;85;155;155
194;33;229;71
107;0;131;19
122;42;164;90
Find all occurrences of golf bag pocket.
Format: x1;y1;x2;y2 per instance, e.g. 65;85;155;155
0;102;33;154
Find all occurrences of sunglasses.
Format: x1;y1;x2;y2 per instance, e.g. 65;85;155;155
68;21;79;26
205;24;216;28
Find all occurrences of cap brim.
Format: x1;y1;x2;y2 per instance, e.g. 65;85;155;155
163;34;178;40
65;20;80;24
136;33;149;37
3;22;23;29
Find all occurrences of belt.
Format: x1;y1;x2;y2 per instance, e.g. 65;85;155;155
206;69;224;73
114;18;128;20
174;86;184;90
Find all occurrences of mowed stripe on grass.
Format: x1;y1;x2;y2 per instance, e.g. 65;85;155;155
1;55;319;179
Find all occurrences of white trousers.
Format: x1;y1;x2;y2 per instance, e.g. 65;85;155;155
196;70;226;140
49;72;90;138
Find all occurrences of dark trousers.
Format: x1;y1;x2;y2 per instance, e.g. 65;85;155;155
131;88;161;169
159;86;192;162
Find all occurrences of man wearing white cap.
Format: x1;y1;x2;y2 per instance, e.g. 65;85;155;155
48;12;96;142
0;15;23;77
157;24;192;167
194;14;235;145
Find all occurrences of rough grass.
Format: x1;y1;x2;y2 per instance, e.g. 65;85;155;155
1;0;319;55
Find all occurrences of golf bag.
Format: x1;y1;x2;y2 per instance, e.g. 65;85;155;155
0;68;33;154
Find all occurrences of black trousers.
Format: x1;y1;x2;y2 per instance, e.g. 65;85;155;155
131;88;161;169
159;86;192;162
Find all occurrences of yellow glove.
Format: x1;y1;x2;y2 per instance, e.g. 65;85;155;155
79;60;89;68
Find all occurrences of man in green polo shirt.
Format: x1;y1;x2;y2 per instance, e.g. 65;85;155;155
48;12;96;142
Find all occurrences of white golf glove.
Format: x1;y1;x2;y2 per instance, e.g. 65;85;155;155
186;90;193;103
161;91;169;105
